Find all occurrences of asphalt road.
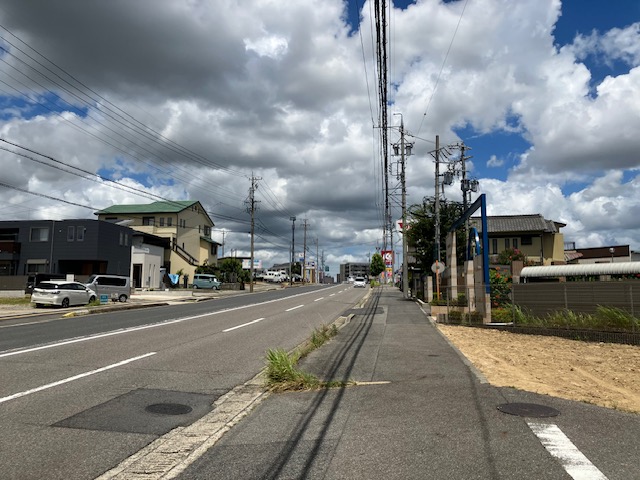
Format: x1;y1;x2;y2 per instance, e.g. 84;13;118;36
0;284;364;480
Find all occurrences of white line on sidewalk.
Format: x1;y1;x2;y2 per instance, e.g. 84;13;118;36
222;318;264;332
0;352;156;405
527;422;608;480
285;305;304;312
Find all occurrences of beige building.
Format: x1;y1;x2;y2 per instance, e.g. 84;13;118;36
96;200;219;279
471;214;566;266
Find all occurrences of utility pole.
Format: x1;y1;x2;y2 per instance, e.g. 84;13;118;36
302;219;309;283
221;229;225;258
246;174;261;293
400;119;409;299
290;216;296;286
434;135;441;299
315;237;319;284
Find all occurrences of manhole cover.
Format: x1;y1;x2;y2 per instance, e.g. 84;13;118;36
145;403;193;415
497;403;560;418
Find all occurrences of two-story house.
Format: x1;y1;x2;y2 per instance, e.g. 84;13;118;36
0;219;133;278
471;214;566;266
95;200;220;280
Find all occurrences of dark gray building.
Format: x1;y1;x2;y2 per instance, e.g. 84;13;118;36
0;219;133;277
339;262;370;281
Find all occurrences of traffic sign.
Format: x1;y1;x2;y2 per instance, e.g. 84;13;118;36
431;261;446;274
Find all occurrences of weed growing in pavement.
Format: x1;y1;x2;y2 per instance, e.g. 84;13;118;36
264;323;349;392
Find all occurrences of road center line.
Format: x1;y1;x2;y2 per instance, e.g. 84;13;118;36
527;422;608;480
329;293;336;297
285;305;304;312
314;297;324;302
0;286;341;358
0;352;156;405
223;318;264;332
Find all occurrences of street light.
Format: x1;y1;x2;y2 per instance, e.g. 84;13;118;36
609;247;615;263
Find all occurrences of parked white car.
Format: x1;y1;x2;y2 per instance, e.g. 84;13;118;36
31;280;97;308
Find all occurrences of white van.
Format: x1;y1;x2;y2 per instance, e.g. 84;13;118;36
264;270;286;283
86;274;131;302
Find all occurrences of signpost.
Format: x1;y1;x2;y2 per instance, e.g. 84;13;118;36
431;261;446;300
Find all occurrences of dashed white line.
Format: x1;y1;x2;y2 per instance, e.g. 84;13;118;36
314;297;324;302
528;422;608;480
285;305;304;312
222;318;264;332
0;352;156;405
329;293;336;297
1;287;340;359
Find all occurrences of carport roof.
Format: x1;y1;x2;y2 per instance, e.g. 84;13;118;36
520;262;640;278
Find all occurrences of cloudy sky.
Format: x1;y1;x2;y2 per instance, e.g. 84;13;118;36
1;0;639;275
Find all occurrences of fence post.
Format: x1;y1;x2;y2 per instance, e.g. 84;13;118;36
563;284;568;311
631;284;636;333
511;285;516;326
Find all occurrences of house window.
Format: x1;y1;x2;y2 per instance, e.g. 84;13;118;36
491;239;498;254
513;238;518;250
167;217;173;227
77;227;85;241
505;238;510;250
124;234;129;246
204;226;211;236
143;217;155;226
210;244;217;255
159;218;165;227
30;227;49;242
67;226;75;242
521;235;533;246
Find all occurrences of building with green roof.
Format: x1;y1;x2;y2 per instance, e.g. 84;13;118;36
95;200;219;280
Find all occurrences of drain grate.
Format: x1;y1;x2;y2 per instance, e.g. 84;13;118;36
145;403;193;415
497;402;560;418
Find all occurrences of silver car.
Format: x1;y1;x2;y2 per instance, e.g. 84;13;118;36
353;277;367;288
31;280;97;308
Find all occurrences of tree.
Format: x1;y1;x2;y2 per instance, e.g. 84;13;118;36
370;252;385;277
406;198;466;275
219;258;249;283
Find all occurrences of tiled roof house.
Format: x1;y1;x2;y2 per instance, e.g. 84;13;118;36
95;200;219;277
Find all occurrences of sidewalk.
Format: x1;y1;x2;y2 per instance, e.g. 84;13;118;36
175;285;543;479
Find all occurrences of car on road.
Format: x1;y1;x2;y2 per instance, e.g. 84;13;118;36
191;274;221;290
353;276;367;288
31;280;97;308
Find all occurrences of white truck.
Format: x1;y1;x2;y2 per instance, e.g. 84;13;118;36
264;270;287;283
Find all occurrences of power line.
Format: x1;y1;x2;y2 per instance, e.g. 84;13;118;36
414;0;469;136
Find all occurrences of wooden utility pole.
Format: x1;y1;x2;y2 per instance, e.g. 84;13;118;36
247;174;260;293
302;219;309;283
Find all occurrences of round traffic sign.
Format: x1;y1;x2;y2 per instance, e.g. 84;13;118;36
431;261;446;274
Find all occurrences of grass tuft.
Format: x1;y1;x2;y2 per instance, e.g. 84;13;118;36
264;323;349;392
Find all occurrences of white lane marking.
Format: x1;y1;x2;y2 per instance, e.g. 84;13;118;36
329;293;336;297
0;287;341;359
528;422;608;480
0;352;156;405
222;318;264;332
314;297;324;302
285;305;304;312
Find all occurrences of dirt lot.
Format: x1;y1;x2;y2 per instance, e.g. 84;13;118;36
436;324;640;415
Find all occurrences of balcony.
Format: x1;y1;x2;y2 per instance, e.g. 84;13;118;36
0;241;21;255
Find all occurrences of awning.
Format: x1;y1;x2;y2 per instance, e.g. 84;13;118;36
520;262;640;278
26;259;48;264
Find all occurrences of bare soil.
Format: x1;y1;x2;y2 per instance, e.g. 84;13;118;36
436;324;640;415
